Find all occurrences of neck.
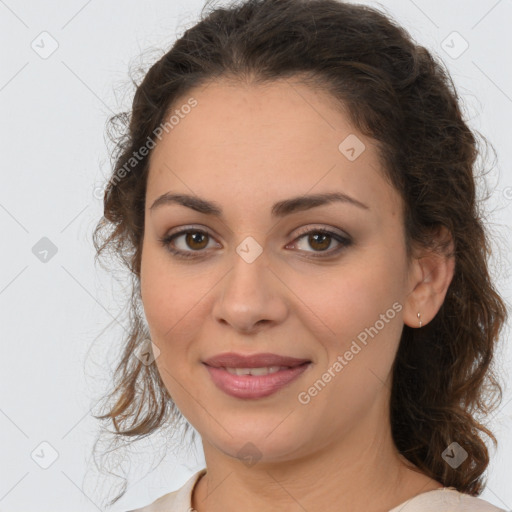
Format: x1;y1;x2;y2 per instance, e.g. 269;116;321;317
191;391;441;512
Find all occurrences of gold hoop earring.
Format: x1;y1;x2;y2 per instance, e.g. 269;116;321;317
417;312;422;328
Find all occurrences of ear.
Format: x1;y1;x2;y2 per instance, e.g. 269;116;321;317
403;225;456;329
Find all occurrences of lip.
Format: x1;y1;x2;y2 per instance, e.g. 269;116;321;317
202;352;313;400
203;352;311;368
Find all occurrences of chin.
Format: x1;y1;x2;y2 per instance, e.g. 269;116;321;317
203;423;308;464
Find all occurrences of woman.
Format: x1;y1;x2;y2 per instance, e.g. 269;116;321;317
92;0;509;510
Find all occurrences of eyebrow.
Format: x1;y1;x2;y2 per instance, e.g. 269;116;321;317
149;191;369;217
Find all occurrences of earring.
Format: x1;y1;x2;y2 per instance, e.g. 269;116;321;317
417;312;422;328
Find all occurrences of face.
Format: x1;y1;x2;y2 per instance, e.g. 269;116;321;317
140;79;414;464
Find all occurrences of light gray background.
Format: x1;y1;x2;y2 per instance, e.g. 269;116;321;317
0;0;511;510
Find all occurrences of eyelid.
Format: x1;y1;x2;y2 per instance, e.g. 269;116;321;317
163;224;221;250
164;223;348;241
165;224;215;238
285;225;352;257
290;224;348;240
160;223;352;258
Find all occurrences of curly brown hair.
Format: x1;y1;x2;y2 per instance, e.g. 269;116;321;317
90;0;508;506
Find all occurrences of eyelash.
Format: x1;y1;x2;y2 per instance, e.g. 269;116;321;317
158;225;352;260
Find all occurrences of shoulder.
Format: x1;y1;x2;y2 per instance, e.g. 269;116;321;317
455;492;509;512
127;468;207;512
389;487;509;512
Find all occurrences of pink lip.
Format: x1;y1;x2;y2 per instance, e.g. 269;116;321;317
202;352;312;399
204;363;312;399
203;352;311;368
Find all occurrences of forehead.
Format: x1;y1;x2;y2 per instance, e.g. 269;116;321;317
146;79;400;218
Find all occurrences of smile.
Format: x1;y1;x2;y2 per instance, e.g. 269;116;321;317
204;362;312;399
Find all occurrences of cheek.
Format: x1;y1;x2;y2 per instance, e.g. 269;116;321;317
297;258;401;330
288;253;405;384
292;263;404;429
139;251;217;377
140;242;202;336
141;275;202;345
140;262;206;406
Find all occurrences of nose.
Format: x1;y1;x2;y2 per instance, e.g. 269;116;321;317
212;248;289;334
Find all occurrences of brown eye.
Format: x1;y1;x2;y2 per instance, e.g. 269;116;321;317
184;231;209;250
306;232;331;251
289;227;352;258
159;228;218;258
159;226;352;260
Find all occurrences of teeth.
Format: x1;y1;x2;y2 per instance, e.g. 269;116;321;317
224;366;288;376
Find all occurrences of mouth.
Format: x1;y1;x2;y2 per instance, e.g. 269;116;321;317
203;361;312;399
202;352;312;369
220;363;308;375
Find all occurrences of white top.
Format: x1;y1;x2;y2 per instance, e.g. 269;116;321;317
128;468;508;512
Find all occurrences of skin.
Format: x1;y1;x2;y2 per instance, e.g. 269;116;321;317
140;78;455;512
